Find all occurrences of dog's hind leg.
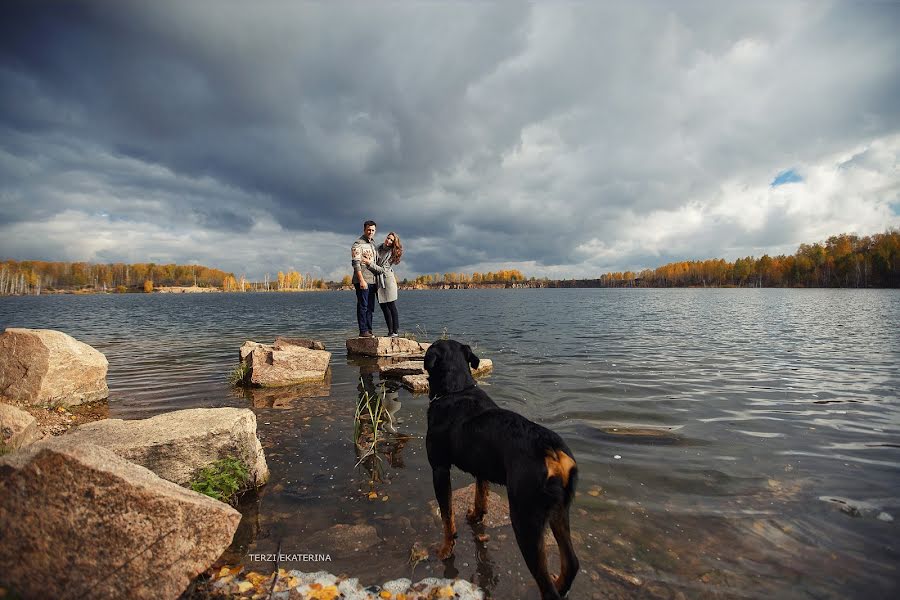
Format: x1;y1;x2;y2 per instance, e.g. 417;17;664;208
510;500;560;600
549;505;579;596
467;478;489;523
433;466;457;559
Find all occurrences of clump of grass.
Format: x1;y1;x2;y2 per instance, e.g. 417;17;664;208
228;362;250;386
189;457;250;505
354;380;387;467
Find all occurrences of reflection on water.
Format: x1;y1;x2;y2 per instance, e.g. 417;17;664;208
1;289;898;598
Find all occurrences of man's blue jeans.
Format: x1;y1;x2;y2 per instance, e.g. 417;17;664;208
355;282;378;335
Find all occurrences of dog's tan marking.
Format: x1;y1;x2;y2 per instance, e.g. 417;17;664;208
545;449;576;487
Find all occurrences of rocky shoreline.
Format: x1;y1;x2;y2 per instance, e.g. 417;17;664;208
0;328;493;599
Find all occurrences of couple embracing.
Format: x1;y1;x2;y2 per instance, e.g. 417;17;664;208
350;220;403;338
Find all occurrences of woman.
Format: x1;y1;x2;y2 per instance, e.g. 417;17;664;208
363;231;403;337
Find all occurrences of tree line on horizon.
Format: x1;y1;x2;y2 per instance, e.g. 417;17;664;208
0;261;233;295
1;230;897;296
598;230;899;288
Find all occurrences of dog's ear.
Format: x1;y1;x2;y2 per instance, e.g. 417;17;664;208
462;344;480;370
424;349;437;373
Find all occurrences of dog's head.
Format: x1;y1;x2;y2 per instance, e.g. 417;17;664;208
424;339;480;399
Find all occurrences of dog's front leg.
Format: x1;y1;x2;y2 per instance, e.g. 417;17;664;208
433;466;457;559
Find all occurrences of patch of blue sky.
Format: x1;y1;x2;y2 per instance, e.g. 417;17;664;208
771;169;803;187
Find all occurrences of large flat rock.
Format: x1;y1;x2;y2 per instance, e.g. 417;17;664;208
346;336;430;357
0;328;108;407
62;407;269;487
240;339;331;387
0;438;241;600
0;402;43;451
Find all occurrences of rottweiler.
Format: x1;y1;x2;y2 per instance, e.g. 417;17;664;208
424;339;579;600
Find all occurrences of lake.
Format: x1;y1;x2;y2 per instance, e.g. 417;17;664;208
1;288;898;599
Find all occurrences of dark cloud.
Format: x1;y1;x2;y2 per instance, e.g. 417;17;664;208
1;0;898;279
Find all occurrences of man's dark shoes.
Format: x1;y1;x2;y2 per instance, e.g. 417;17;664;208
360;331;374;338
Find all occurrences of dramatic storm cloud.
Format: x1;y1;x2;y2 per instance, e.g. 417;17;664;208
1;0;898;280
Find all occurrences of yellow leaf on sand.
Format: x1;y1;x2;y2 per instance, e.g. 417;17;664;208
368;491;379;499
309;585;340;600
236;581;253;593
438;585;455;598
245;571;269;587
380;591;393;598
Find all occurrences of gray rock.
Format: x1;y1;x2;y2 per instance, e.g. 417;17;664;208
0;438;241;600
0;328;108;407
62;407;269;487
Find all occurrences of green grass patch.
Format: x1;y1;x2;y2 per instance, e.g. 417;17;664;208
189;457;250;505
228;362;251;386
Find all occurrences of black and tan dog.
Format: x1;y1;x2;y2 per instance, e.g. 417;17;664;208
425;339;579;600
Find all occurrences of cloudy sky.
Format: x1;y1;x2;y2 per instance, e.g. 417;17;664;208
1;1;898;281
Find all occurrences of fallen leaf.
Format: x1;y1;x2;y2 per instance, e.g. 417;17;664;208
368;491;379;500
236;581;253;593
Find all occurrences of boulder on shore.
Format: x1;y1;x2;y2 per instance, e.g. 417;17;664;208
62;407;269;487
0;438;241;600
239;338;331;387
346;336;430;357
0;328;108;407
0;402;44;451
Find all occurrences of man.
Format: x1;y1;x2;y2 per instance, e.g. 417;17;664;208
351;220;379;337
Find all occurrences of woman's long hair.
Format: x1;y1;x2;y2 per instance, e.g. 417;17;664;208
387;232;403;264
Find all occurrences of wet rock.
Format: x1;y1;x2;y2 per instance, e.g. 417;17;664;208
324;523;380;555
0;328;108;407
400;360;493;394
0;437;241;600
379;360;426;377
240;339;331;387
820;496;894;521
401;374;430;394
346;336;430;358
0;402;43;451
62;407;269;487
471;357;493;377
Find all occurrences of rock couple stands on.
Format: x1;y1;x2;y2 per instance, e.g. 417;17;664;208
239;336;331;387
346;335;431;358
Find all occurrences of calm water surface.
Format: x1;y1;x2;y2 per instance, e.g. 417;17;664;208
2;289;898;599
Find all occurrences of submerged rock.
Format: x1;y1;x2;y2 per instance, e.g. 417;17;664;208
346;336;430;357
62;407;269;487
0;328;108;407
0;438;241;600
